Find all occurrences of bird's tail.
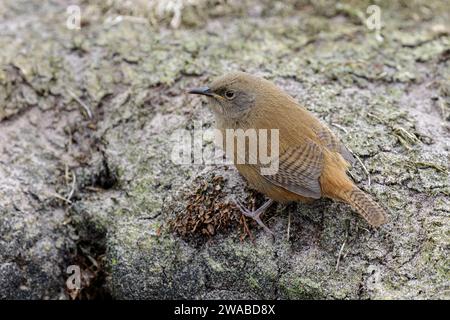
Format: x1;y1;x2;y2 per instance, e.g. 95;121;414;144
340;187;387;227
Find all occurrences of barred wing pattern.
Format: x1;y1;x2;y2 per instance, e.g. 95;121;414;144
316;127;355;164
263;141;324;199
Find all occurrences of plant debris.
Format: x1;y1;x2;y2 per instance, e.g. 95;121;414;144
169;175;240;239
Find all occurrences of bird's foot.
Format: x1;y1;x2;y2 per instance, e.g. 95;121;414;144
235;199;274;236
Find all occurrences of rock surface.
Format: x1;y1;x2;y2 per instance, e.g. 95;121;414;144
0;0;449;299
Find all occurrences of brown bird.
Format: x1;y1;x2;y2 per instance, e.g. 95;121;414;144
189;71;387;234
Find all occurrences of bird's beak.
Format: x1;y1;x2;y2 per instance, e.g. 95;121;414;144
188;86;213;97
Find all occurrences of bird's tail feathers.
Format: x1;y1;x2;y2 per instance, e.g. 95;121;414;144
340;187;387;227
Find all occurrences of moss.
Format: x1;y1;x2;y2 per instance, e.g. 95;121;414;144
204;256;226;273
279;276;325;299
247;276;262;291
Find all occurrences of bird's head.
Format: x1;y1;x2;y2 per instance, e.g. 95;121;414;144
188;71;269;121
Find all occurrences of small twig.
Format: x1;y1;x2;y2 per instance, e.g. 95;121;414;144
367;113;420;150
346;145;371;186
353;152;371;186
409;161;448;173
47;192;72;204
332;123;348;134
104;15;149;26
367;112;385;124
335;226;350;272
241;214;255;243
347;147;371;187
66;170;76;202
84;186;104;192
335;241;346;271
139;211;162;220
393;126;422;151
64;163;70;186
396;135;413;150
68;88;93;119
347;170;356;180
287;211;291;241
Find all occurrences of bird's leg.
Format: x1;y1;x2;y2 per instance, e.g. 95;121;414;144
235;199;275;235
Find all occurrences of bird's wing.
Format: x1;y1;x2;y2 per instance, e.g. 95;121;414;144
315;127;355;165
261;139;324;199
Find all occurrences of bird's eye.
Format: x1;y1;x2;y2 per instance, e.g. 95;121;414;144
224;90;236;100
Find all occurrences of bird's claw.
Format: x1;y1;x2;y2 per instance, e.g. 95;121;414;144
234;198;275;236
